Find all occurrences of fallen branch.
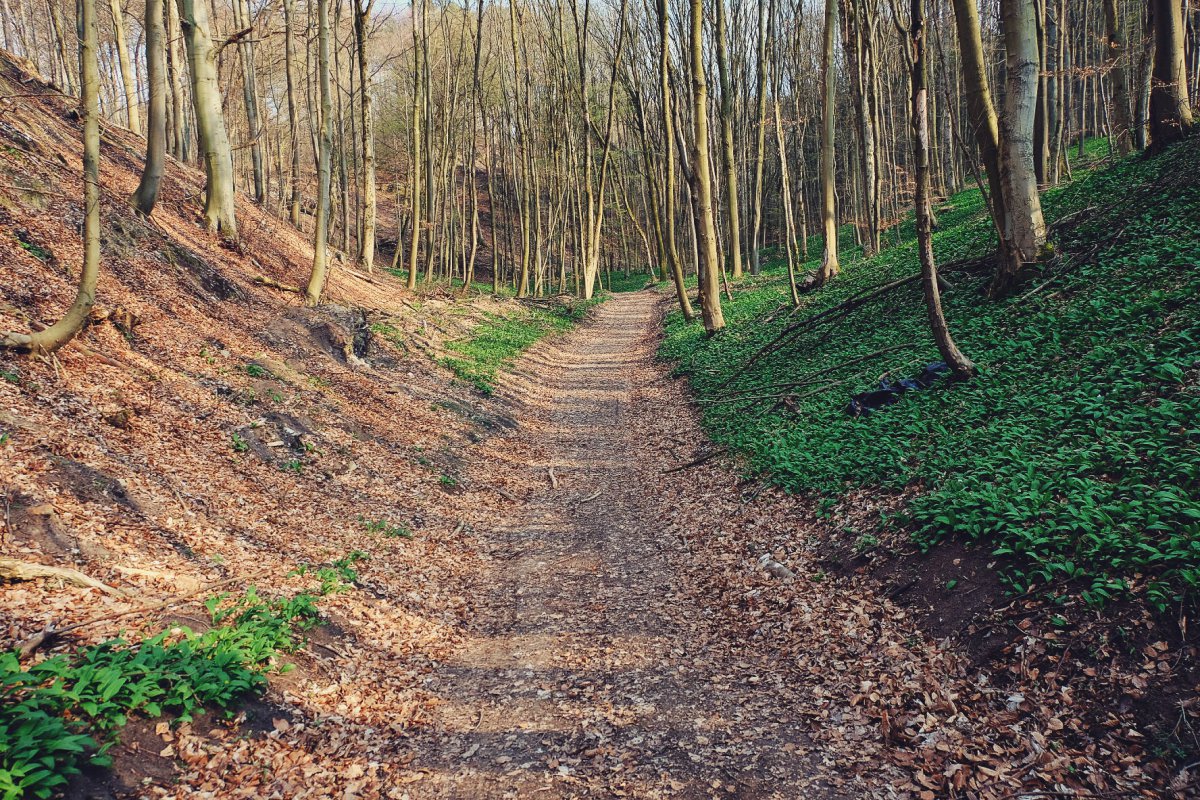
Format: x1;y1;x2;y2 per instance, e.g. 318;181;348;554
488;484;517;502
17;570;269;658
547;467;559;489
0;557;128;597
661;448;727;474
577;490;602;504
254;275;303;293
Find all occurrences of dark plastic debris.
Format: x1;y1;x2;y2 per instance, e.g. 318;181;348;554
846;362;949;417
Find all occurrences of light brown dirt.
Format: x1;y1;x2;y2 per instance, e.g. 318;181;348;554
406;292;852;799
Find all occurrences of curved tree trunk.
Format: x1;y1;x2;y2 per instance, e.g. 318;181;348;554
909;0;973;379
177;0;237;236
1;0;101;354
305;0;334;306
132;0;166;215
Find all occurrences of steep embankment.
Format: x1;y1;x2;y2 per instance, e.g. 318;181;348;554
662;138;1200;795
0;52;571;798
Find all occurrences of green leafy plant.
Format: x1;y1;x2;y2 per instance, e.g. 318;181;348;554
231;433;249;453
359;516;413;539
660;138;1200;609
242;363;269;378
0;583;330;799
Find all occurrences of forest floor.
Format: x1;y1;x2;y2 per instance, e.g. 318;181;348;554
403;291;864;798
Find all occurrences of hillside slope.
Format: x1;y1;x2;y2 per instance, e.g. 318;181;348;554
663;135;1200;788
0;52;568;798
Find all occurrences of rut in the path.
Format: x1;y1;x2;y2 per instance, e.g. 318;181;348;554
407;292;842;799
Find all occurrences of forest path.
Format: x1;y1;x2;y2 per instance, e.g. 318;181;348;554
407;292;841;799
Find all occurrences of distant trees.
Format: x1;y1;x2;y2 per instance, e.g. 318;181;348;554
2;0;1195;324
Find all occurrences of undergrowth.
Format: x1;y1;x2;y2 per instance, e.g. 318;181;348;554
442;297;600;394
0;558;361;799
662;137;1200;608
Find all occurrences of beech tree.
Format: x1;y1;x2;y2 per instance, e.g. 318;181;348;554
1148;0;1194;151
132;0;167;216
1;0;100;354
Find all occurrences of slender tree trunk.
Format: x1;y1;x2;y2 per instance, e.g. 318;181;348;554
353;0;377;271
909;0;973;378
107;0;141;134
1;0;100;354
749;0;770;276
688;0;724;332
132;0;166;215
283;0;302;226
406;3;423;290
1149;0;1194;151
305;0;335;305
165;0;186;160
817;0;840;284
992;0;1047;297
232;0;264;202
714;0;742;280
177;0;236;235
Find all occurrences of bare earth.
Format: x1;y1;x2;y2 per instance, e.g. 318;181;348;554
408;292;845;799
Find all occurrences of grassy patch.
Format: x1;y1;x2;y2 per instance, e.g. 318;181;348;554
662;138;1200;608
442;298;599;394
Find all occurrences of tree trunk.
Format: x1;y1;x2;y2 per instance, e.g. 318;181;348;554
909;0;973;379
1148;0;1194;151
177;0;237;235
305;0;334;305
658;0;696;319
132;0;166;215
949;0;1008;239
749;0;770;276
714;0;742;280
353;0;377;272
689;0;724;333
1103;0;1134;154
165;0;186;160
231;0;264;202
107;0;141;134
406;0;423;290
992;0;1047;297
1;0;101;354
817;0;840;284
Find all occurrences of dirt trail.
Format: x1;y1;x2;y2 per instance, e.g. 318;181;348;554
408;293;842;799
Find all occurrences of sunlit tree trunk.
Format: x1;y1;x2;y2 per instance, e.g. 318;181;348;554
657;0;696;319
283;0;302;227
406;1;423;290
177;0;237;235
749;0;770;276
992;0;1047;296
132;0;166;215
1;0;100;354
689;0;724;332
817;0;840;284
305;0;334;305
107;0;141;134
